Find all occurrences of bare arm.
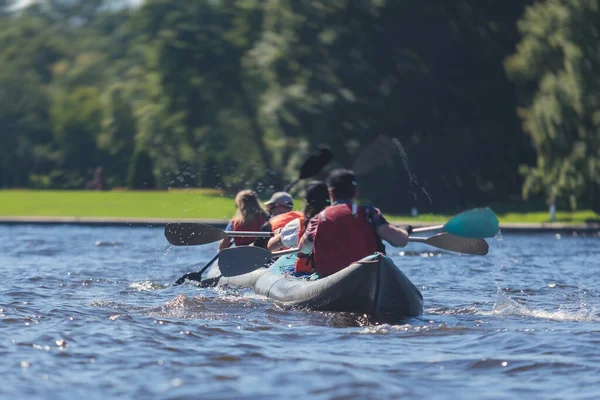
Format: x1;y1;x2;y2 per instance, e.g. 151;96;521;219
218;237;232;251
376;223;409;247
297;233;314;254
267;232;284;251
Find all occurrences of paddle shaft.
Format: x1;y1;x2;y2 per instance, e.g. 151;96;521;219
223;231;273;238
272;247;300;257
173;253;219;286
284;178;300;193
411;225;443;234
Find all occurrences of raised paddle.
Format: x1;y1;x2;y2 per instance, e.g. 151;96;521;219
165;223;273;246
411;207;499;238
218;234;489;275
284;145;333;192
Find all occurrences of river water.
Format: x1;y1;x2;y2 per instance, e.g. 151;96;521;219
1;224;599;399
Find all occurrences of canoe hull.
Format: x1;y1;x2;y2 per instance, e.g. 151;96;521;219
254;253;423;323
204;261;267;288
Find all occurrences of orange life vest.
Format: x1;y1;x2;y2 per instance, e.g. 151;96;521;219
312;203;378;277
269;211;304;232
231;215;266;246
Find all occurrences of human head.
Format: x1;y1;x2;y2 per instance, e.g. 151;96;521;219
265;191;294;216
326;168;357;201
234;189;267;222
303;181;330;221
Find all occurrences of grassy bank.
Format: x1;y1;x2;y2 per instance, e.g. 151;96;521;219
0;189;597;223
0;189;235;220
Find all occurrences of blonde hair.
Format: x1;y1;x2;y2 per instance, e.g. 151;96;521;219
233;190;268;225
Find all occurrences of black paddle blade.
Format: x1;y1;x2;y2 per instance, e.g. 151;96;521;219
164;223;227;246
218;246;272;277
173;272;204;286
425;233;489;256
299;145;333;179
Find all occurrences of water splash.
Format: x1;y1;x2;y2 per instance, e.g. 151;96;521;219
352;135;432;204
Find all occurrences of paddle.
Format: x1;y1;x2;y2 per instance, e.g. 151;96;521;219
165;223;273;246
411;207;499;238
218;234;489;275
284;145;333;192
408;233;488;256
218;246;299;277
173;253;219;286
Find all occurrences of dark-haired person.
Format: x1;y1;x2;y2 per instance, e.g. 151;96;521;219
297;169;411;278
218;190;269;251
267;181;330;274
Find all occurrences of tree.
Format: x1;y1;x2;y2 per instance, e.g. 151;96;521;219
250;0;534;211
50;86;105;187
127;148;156;189
506;0;600;211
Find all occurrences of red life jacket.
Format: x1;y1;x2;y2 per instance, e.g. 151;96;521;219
312;203;378;277
231;215;266;246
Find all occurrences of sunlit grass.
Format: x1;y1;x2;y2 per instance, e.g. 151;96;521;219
0;189;597;223
0;189;237;219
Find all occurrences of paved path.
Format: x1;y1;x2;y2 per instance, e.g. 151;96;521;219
1;216;599;233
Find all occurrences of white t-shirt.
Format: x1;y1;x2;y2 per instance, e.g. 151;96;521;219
280;218;302;248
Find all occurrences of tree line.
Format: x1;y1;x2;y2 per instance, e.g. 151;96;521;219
0;0;598;213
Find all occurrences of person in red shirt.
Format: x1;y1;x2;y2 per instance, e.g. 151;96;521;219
218;190;269;251
297;169;411;277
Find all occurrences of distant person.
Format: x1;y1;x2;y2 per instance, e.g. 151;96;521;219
252;191;297;248
297;169;411;278
267;181;330;274
218;190;269;251
94;166;104;190
85;168;95;190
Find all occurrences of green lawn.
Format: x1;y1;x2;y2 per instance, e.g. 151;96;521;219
0;189;597;223
0;189;237;220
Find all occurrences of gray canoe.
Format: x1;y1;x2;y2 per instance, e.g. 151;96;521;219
253;253;423;323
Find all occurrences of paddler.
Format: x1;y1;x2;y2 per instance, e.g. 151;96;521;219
266;181;330;274
218;190;270;251
251;191;301;248
297;168;412;278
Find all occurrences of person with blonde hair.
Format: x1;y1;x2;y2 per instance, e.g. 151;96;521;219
218;190;269;251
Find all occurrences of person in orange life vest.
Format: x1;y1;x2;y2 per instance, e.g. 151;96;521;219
251;191;297;248
267;181;330;273
297;169;412;278
218;190;269;251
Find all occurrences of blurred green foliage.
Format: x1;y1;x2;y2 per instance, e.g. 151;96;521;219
1;0;596;213
506;0;600;212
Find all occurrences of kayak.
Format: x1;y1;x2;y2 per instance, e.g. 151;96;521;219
253;252;423;323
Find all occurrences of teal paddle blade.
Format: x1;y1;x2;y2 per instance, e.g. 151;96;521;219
443;208;499;238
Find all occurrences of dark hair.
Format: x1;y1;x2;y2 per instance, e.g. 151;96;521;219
303;181;329;228
326;168;357;199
